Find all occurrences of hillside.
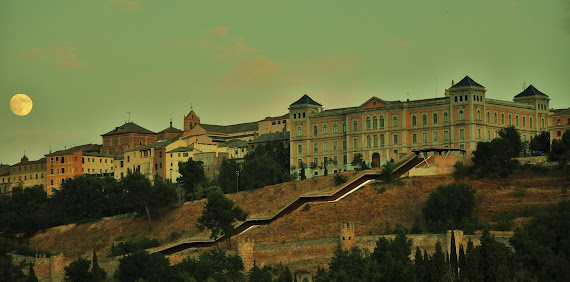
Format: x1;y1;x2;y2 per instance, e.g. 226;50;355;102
29;169;569;260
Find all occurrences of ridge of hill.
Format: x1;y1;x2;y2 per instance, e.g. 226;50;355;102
29;169;569;260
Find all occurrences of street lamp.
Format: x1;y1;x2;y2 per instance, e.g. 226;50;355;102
236;170;240;193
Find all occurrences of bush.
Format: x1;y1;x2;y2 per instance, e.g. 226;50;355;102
334;173;348;186
452;161;472;179
110;237;160;257
512;188;527;197
422;183;477;233
410;217;423;234
493;211;515;231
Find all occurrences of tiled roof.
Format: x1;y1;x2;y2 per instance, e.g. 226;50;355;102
102;122;156;136
129;139;176;152
515;85;548;98
200;122;258;133
261;113;289;121
0;165;10;176
249;131;290;144
551;108;570;116
290;94;322;106
12;157;46;166
166;146;193;153
83;152;114;158
450;76;484;88
159;126;183;134
48;144;101;155
218;139;249;148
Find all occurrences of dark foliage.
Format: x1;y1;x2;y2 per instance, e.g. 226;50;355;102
530;131;551;154
351;153;369;171
116;250;172;282
172;249;244;282
64;258;91;282
110;237;160;257
472;126;521;179
217;158;241;194
177;158;206;197
333;173;348;186
422;183;477;233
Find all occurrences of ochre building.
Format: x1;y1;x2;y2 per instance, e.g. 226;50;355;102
289;76;552;177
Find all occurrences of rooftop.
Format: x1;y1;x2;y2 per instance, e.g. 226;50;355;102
450;76;484;89
249;131;290;144
102;122;156;136
200;122;258;134
47;144;101;156
515;85;548;98
290;94;322;107
218;139;249;148
129;139;177;152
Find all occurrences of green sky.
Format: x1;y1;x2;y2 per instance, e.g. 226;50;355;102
1;0;569;165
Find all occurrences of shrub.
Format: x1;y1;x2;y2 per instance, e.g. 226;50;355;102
452;161;472;179
410;217;423;234
512;188;527;197
302;203;311;211
334;173;348;186
110;237;160;257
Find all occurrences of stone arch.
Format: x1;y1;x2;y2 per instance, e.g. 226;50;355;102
371;152;380;168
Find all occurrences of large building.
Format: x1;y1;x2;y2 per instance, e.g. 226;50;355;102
101;122;158;156
45;144;114;195
0;156;46;195
289;76;553;177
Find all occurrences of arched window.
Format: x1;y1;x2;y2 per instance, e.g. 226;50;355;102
459;110;464;120
313;125;318;136
380;116;385;128
367;136;371;147
530;117;533;128
541;118;545;128
353;120;358;132
422;114;427;125
372;116;378;129
323;124;328;135
412;116;417;126
380;134;385;146
433;113;438;124
373;135;378;146
477;110;481;121
494;112;498;123
366;117;371;130
297;126;302;136
501;114;505;124
523;116;526;127
508;114;512;125
444;112;449;123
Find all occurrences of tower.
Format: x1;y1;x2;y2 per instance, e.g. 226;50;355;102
184;109;200;133
237;237;255;271
339;222;355;250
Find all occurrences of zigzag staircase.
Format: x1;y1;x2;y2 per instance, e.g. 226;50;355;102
159;152;423;255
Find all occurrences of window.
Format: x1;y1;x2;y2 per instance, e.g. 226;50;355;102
433;132;439;142
393;116;398;127
494;112;498;123
62;168;65;174
487;112;490;122
373;117;378;129
333;156;338;165
373;135;378;146
297;126;302;137
558;131;562;137
380;135;385;146
127;156;130;162
459;110;464;120
422;132;428;143
380;116;385;128
353;120;358;132
444;131;449;141
366;117;371;130
433;113;438;124
501;113;505;124
298;144;302;154
333;141;338;151
343;122;347;133
298;159;303;167
530;117;533;128
508;114;512;126
557;119;561;125
293;113;297;119
541;118;545;128
478;128;481;139
523;116;526;127
487;130;491;140
367;136;371;147
50;168;54;175
303;113;305;118
343;140;347;150
313;143;318;153
324;142;329;152
422;114;427;125
444;112;449;123
412;134;417;144
323;124;328;135
459;129;465;140
353;138;358;149
313;125;318;136
412;115;417;126
50;179;54;186
343;155;348;164
393;134;398;144
516;115;519;126
183;152;188;157
333;123;338;134
477;110;481;121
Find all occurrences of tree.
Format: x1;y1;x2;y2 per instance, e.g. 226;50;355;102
277;266;293;282
64;258;91;282
299;161;307;180
472;126;522;179
217;158;241;194
197;189;248;248
458;244;466;277
172;249;244;282
427;242;447;282
380;159;395;183
530;131;550;155
463;228;516;282
422;183;477;232
241;155;282;190
450;231;458;277
351;153;369;170
549;129;570;169
248;264;273;282
116;250;172;282
499;126;523;158
415;247;426;281
91;249;106;282
177;158;206;197
26;263;37;282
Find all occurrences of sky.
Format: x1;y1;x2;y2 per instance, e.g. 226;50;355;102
1;0;569;165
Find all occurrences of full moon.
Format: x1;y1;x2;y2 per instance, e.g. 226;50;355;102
10;94;33;116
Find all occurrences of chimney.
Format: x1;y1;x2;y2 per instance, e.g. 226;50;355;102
170;119;173;128
451;80;455;87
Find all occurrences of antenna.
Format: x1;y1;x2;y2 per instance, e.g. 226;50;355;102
190;103;193;111
522;81;527;90
127;112;131;122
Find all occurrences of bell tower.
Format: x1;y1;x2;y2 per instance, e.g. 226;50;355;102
184;109;200;133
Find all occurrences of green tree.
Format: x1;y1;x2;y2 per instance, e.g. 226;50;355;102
415;247;426;281
422;183;477;233
549;129;570;169
277;266;293;282
450;231;458;278
499;126;523;157
64;258;91;282
197;189;248;248
248;264;273;282
351;153;369;170
173;249;244;282
458;244;466;277
380;159;395;183
0;237;25;282
241;155;282;190
116;250;172;282
26;263;37;282
530;131;551;155
91;249;106;282
299;161;307;180
177;158;206;198
463;228;515;282
427;242;447;282
217;158;241;194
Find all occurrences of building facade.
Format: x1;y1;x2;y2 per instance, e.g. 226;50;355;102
289;76;552;177
101;122;158;156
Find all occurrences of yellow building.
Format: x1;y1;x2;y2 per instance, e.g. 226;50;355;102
289;76;552;177
2;156;46;194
